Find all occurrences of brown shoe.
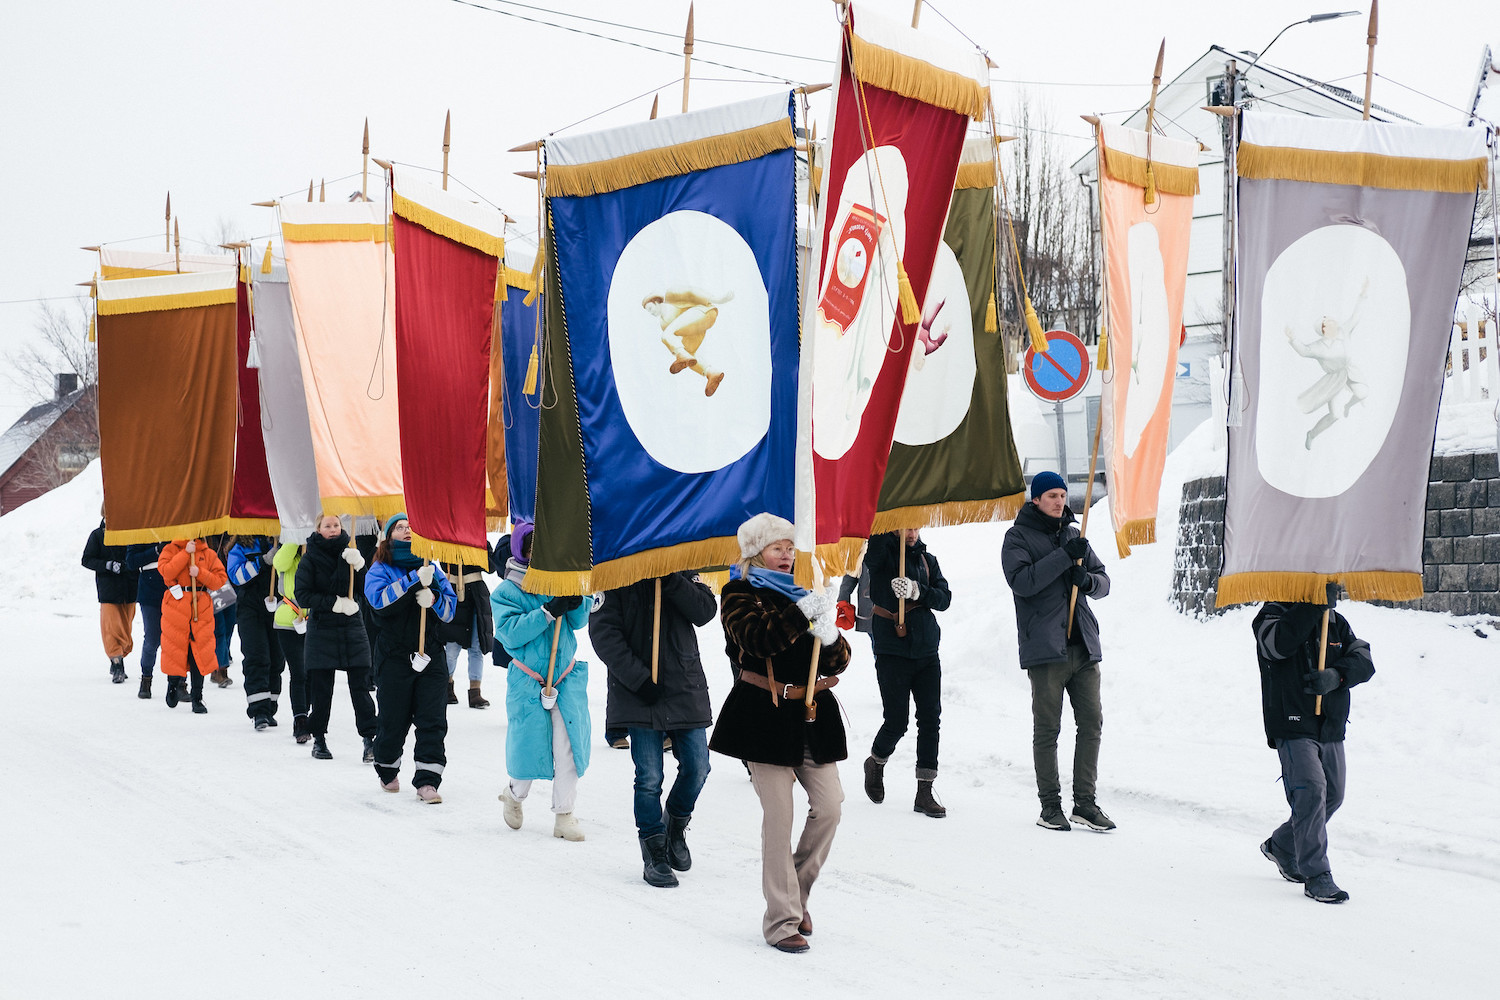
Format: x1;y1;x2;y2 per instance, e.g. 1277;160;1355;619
772;933;809;954
447;680;459;705
468;684;490;709
798;911;812;936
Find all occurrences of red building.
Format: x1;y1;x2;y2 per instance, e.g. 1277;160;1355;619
0;375;98;515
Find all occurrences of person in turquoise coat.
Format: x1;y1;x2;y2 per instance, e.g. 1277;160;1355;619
492;522;591;842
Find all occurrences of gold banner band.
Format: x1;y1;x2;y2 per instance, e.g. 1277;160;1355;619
546;118;796;198
848;32;988;120
1215;570;1423;608
1101;146;1200;197
1237;142;1489;193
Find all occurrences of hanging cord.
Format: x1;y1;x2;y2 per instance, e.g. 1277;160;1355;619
365;175;391;402
1090;118;1112;383
989;97;1048;353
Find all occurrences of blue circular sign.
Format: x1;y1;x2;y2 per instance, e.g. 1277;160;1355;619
1022;330;1091;402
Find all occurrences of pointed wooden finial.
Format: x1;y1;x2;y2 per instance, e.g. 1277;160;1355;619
319;178;326;202
307;179;315;202
681;3;695;114
796;83;832;95
81;245;101;252
252;200;277;208
362;116;371;199
173;218;181;273
911;0;922;28
508;141;541;153
373;158;393;171
515;170;541;180
442;110;452;191
1363;1;1379;120
650;94;659;120
165;192;172;251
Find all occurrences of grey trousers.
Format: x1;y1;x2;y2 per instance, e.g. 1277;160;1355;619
747;759;843;944
1271;738;1346;878
1028;646;1103;810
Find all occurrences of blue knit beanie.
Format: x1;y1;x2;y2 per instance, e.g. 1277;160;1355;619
1029;471;1066;500
383;513;408;539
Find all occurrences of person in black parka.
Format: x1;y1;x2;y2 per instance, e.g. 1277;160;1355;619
859;529;952;817
591;571;718;888
82;517;139;684
295;514;377;761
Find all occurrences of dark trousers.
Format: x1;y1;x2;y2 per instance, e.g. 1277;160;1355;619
628;726;711;838
214;605;238;669
1271;738;1347;878
307;668;377;739
139;604;162;677
238;600;286;721
188;649;207;701
278;628;310;718
1028;646;1103;810
372;655;449;788
871;653;942;777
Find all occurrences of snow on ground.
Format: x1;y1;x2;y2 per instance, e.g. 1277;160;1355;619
4;453;1499;999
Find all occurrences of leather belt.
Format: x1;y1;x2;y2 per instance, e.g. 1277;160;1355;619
737;669;839;705
871;604;907;638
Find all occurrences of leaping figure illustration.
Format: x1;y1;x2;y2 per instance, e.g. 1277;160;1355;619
642;286;734;397
910;296;950;372
1286;278;1370;450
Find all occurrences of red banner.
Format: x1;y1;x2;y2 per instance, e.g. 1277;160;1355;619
228;278;278;533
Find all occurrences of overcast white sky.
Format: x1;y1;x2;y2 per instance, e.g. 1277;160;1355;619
0;0;1492;417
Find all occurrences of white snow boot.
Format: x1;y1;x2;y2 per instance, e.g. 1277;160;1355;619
500;788;524;830
553;812;585;842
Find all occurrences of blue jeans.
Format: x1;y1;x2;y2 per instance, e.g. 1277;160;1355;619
628;727;711;839
445;617;485;682
214;605;238;669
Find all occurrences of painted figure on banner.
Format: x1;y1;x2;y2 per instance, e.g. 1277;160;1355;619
1124;221;1170;459
641;285;734;396
912;293;949;370
1287;278;1370;448
893;242;977;449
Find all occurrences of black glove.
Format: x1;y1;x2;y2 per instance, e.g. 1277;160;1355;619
1302;668;1342;695
637;677;663;705
544;595;582;616
1323;582;1338;610
1063;537;1090;561
1067;564;1091;591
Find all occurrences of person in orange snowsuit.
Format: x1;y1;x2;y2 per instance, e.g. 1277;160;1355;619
157;538;228;713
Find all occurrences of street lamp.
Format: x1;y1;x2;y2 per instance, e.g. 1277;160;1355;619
1240;11;1362;87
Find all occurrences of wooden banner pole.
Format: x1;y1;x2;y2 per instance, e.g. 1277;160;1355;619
442;110;451;191
362;118;370;200
1362;2;1379;121
1314;609;1330;715
804;638;822;722
1066;410;1105;637
680;3;694;114
651;578;662;684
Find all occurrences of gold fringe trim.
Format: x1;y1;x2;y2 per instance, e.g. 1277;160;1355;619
97;288;236;316
698;569;731;595
814;537;871;582
546;117;796;198
1237;143;1489;193
410;531;492;567
504;265;535;292
225;517;282;537
281;222;389;243
1214;570;1423;608
1113;517;1155;560
954;161;996;190
870;493;1026;535
848;32;988;121
100;264;176;280
793;549;815;590
392;192;505;257
318;494;408;524
1101;146;1200;196
104;515;232;546
522;536;744;596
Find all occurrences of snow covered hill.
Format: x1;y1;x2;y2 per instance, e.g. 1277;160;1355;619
4;449;1497;999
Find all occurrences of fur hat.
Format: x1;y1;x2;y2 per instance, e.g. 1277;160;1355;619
737;512;795;560
1029;471;1066;500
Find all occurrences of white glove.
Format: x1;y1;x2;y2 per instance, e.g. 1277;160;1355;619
417;563;435;587
810;611;839;645
416;589;435;609
264;597;278;613
796;592;833;621
341;548;366;571
294;617;308;635
169;585;185;600
333;596;360;616
890;577;920;601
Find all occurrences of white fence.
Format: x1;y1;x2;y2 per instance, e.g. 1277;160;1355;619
1444;314;1498;404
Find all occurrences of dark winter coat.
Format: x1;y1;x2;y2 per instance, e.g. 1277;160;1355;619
1252;602;1375;747
863;533;952;657
1001;501;1110;668
82;521;138;605
709;579;851;766
295;529;372;673
836;568;872;634
126;542;166;605
228;537;277;604
591;572;718;732
364;559;458;664
436;543;498;652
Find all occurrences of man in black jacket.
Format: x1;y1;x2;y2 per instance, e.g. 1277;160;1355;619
860;529;952;817
590;571;718;888
82;518;139;684
1252;587;1375;904
1001;471;1113;833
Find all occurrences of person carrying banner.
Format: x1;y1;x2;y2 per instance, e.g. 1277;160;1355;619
271;540;312;743
591;571;718;888
125;542;167;700
492;523;591;842
439;546;498;710
860;529;952;818
365;514;458;803
82;516;139;684
296;514;378;762
1252;587;1375;904
228;535;286;731
710;513;849;955
209;535;237;689
157;538;228;714
1001;471;1114;833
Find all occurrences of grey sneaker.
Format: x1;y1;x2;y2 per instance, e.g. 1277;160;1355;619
1303;872;1349;904
1037;805;1072;831
1070;802;1116;832
1260;838;1305;883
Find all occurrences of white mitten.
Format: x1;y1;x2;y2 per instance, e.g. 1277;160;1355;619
341;548;366;571
169;585;185;600
264;597;278;613
294;617;308;635
333;596;360;616
890;577;921;601
795;592;832;621
417;563;435;587
811;612;839;645
416;589;435;609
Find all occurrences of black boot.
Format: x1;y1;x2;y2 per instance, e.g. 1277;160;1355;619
293;714;311;744
191;697;208;715
914;779;947;818
362;736;376;764
164;676;183;708
640;834;679;888
665;813;693;872
863;755;886;804
138;676;152;700
110;658;126;684
311;736;333;760
447;680;459;705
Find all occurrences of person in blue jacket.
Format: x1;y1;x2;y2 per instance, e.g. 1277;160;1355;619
228;535;285;731
492;522;591;841
124;541;168;700
364;514;458;803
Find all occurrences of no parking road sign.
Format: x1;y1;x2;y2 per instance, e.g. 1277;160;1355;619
1022;330;1091;403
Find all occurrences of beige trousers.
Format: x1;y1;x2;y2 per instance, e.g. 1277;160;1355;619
747;758;843;944
100;603;136;659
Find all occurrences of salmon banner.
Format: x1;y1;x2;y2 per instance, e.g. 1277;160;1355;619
251;259;322;543
1218;110;1489;606
390;166;505;564
97;270;238;543
795;3;988;580
1096;122;1199;558
279;200;404;525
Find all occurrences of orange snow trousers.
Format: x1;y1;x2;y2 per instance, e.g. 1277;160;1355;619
159;587;216;678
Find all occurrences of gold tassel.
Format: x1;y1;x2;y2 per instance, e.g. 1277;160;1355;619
1025;299;1047;353
522;343;539;396
983;292;998;333
522;253;542;307
1097;327;1109;371
87;312;96;343
896;260;920;324
1144;163;1158;205
261;241;273;274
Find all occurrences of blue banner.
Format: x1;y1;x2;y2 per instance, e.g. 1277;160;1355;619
501;281;541;524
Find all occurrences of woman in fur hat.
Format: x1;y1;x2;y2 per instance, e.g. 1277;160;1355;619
709;513;849;955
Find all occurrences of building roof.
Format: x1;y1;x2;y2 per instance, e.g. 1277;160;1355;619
0;386;91;481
